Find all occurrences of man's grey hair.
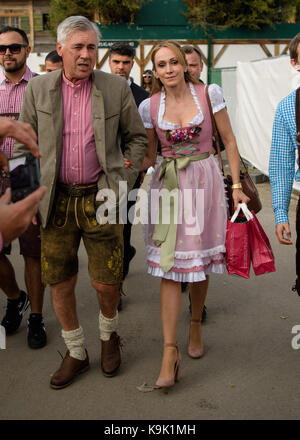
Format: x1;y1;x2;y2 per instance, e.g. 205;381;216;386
57;16;101;45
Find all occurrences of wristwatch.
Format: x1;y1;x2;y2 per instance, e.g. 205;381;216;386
231;183;242;190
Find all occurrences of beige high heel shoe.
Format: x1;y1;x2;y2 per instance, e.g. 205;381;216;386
156;343;181;389
188;319;204;359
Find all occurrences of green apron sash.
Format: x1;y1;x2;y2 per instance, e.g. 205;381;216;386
152;152;210;272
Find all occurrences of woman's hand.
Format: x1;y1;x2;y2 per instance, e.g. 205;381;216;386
232;188;250;209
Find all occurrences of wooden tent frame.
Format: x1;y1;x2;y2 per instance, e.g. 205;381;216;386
96;38;291;84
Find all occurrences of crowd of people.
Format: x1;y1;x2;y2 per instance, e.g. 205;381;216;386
0;15;300;391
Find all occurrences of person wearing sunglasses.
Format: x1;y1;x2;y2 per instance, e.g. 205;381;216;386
0;26;46;350
141;69;153;93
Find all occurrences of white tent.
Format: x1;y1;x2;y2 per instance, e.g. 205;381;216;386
235;55;300;190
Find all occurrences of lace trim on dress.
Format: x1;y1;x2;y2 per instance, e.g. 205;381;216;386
147;263;224;282
146;244;226;259
138;83;226;130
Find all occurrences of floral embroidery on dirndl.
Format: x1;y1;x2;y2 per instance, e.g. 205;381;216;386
146;84;227;282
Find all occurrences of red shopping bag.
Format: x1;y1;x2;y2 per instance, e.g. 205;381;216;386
248;212;276;275
225;204;251;279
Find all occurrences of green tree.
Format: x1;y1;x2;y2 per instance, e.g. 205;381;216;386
184;0;300;30
48;0;95;38
91;0;144;24
48;0;145;37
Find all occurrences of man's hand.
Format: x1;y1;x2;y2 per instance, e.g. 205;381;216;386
0;186;47;244
275;222;292;245
0;117;41;158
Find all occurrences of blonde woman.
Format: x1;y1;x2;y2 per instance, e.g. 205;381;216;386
138;41;249;389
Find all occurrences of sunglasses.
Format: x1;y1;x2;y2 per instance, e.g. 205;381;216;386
143;74;152;78
0;44;28;55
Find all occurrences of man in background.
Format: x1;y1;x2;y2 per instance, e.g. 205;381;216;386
0;26;46;348
269;32;300;294
108;43;151;301
182;45;207;321
45;50;62;73
182;45;204;83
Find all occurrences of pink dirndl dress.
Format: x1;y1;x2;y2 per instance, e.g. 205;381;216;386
146;84;227;282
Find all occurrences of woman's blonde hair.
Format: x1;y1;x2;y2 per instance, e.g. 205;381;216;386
150;41;196;95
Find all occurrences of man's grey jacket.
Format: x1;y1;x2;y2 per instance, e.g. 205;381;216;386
14;69;148;227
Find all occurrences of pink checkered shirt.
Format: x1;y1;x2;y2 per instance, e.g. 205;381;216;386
0;66;35;158
59;73;102;184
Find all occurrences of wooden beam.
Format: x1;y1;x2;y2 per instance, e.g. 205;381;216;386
96;49;109;70
212;44;228;67
281;44;289;55
211;39;291;45
28;0;34;51
134;55;141;67
274;44;280;56
144;46;154;67
139;43;144;84
193;44;207;65
260;43;272;57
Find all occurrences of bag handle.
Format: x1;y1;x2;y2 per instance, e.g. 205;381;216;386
230;202;254;223
205;85;223;171
205;85;249;174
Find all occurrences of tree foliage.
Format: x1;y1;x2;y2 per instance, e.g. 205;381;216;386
90;0;144;24
48;0;94;37
184;0;300;30
48;0;144;37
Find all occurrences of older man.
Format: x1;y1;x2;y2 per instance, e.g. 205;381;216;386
14;16;148;389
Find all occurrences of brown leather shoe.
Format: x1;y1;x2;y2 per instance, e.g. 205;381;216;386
101;332;121;377
50;350;90;389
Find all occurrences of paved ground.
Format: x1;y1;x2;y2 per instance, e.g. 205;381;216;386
1;178;300;421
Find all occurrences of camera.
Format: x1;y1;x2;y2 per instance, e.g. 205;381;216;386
8;153;40;203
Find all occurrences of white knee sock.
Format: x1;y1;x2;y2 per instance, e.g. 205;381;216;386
61;326;86;360
99;311;118;341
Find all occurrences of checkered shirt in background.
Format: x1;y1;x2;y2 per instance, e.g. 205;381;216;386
269;89;300;225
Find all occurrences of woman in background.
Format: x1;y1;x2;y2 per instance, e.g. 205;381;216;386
141;69;153;93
